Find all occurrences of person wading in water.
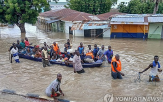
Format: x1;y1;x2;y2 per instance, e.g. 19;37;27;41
73;50;85;74
139;56;162;82
111;54;124;79
45;73;64;102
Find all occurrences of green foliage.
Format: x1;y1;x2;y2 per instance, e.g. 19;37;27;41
0;0;50;24
118;0;163;14
0;0;6;23
66;0;112;15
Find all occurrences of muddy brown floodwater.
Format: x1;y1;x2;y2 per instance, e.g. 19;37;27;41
1;24;163;102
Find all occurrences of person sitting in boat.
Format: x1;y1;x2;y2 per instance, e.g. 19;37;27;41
34;49;42;58
25;37;32;47
65;54;74;65
84;45;94;63
42;47;50;67
73;50;85;74
31;48;36;57
20;39;25;49
78;42;84;55
100;46;113;63
25;48;32;56
16;40;22;51
139;56;162;82
97;45;106;62
34;45;40;51
50;53;58;62
10;44;20;63
67;39;71;48
44;42;50;49
78;42;85;61
93;44;99;61
53;42;61;56
64;43;70;56
56;55;64;63
45;73;64;102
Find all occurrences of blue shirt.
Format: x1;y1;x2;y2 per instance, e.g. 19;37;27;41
78;46;84;54
93;47;99;56
104;50;113;60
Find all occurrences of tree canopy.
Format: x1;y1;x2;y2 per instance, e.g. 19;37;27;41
65;0;112;15
118;0;163;14
0;0;51;38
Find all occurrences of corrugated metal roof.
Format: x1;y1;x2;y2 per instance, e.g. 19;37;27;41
148;17;163;22
111;17;144;22
96;12;126;20
71;22;84;30
71;21;109;30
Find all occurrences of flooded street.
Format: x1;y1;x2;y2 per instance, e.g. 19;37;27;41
1;24;163;102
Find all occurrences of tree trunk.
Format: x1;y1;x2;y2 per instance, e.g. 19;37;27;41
153;0;159;14
16;23;26;39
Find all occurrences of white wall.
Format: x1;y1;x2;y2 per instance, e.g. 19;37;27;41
64;21;84;36
103;28;110;37
64;21;73;34
73;30;84;37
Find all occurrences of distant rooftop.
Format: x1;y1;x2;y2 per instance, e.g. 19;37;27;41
49;2;68;5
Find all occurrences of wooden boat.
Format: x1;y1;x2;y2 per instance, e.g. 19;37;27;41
18;53;102;68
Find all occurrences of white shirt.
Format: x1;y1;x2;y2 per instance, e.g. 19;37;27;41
69;57;73;61
150;65;159;76
56;58;63;62
45;79;60;97
10;47;19;60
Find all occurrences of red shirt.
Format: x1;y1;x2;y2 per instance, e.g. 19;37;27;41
25;40;29;46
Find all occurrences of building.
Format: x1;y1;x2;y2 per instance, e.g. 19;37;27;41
38;9;110;38
110;14;149;38
49;0;67;10
148;15;163;39
112;0;131;8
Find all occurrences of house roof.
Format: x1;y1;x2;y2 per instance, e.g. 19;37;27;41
110;14;149;25
39;9;101;21
39;9;79;18
148;15;163;22
61;12;100;21
96;12;126;20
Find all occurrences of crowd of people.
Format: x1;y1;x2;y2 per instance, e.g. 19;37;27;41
9;38;115;72
8;37;163;102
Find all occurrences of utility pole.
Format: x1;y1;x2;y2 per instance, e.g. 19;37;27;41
153;0;159;14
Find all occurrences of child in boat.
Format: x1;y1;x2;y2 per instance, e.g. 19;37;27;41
84;45;94;63
93;44;99;61
65;54;74;65
34;49;42;58
25;48;32;56
25;37;32;47
64;43;70;56
50;53;58;62
56;55;64;62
